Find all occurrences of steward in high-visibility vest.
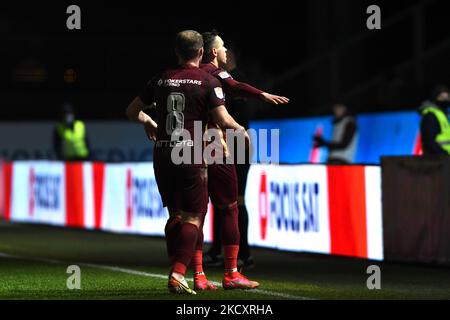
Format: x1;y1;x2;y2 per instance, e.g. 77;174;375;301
54;104;90;161
420;106;450;155
419;86;450;156
56;120;90;160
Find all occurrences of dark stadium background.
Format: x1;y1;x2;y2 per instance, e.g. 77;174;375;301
3;0;450;303
1;0;449;120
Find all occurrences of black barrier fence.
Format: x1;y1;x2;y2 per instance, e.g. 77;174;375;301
382;155;450;266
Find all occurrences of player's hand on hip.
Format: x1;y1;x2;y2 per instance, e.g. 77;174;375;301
261;92;290;105
144;119;158;141
237;126;251;149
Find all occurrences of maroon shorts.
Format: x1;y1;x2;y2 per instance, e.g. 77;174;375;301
208;163;238;206
153;162;208;215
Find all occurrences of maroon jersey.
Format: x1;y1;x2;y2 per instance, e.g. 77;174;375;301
140;65;225;143
139;65;224;213
200;63;262;159
200;63;263;99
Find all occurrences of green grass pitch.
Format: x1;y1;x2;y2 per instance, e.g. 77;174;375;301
0;219;449;300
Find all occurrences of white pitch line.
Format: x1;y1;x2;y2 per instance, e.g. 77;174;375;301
0;252;314;300
82;263;313;300
80;263;168;280
0;252;61;264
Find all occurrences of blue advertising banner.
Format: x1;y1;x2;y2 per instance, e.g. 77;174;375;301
249;117;333;164
354;112;421;164
249;111;423;164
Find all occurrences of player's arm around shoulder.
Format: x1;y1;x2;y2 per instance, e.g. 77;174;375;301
210;105;250;144
206;75;247;133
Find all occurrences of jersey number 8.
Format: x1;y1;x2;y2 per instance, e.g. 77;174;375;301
165;92;185;135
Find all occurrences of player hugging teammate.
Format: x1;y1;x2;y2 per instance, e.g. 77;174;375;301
126;30;288;294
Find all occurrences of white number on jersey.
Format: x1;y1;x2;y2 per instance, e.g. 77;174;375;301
165;92;185;135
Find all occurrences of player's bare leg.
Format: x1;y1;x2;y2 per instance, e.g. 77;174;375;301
168;213;201;295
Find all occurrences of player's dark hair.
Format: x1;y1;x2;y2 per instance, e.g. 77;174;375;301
202;30;219;62
175;30;204;61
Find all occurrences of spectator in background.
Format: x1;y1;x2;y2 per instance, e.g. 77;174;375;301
418;85;450;156
313;103;358;164
53;103;91;161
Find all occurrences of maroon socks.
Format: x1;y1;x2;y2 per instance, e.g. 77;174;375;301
164;216;182;263
220;203;240;246
172;222;199;276
219;203;240;272
192;216;205;274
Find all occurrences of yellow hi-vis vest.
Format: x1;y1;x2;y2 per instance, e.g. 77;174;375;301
421;106;450;154
57;120;89;159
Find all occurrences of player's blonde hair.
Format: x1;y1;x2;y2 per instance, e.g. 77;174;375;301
175;30;204;61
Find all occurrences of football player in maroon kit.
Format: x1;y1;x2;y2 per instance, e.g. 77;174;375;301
126;30;249;294
180;30;289;291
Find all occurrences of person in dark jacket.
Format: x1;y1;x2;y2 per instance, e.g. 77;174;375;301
313;103;358;164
